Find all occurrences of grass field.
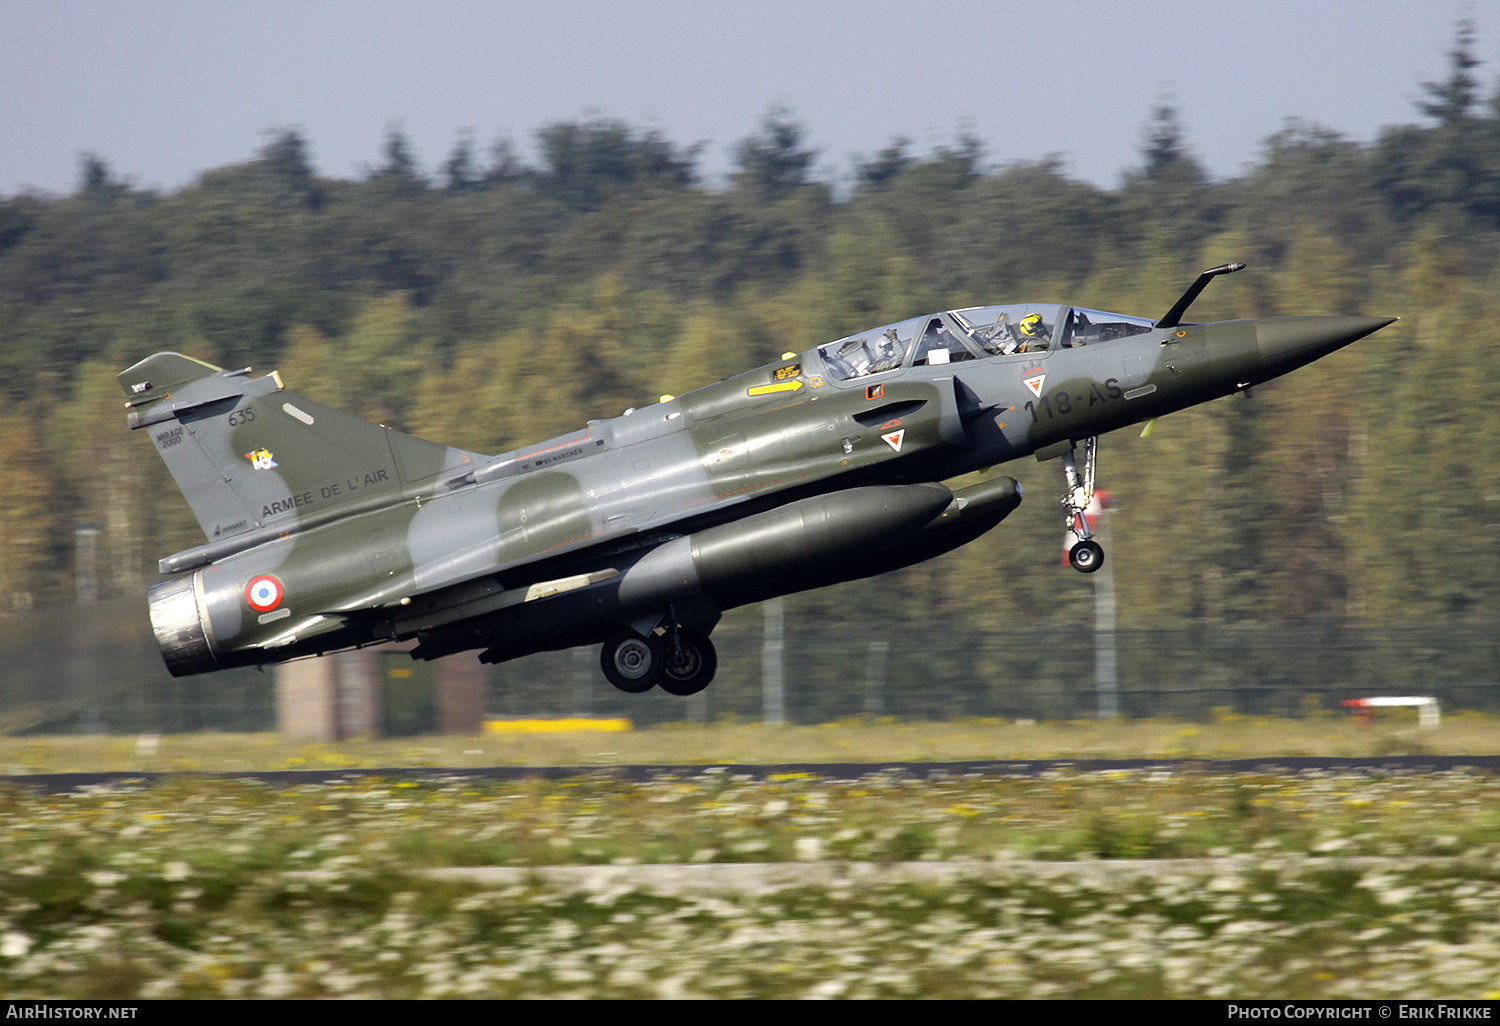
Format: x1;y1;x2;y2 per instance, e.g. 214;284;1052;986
3;765;1500;997
3;717;1497;998
2;710;1497;774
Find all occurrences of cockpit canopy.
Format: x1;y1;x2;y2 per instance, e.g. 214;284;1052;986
1057;307;1157;347
815;304;1156;382
948;305;1065;356
816;315;923;381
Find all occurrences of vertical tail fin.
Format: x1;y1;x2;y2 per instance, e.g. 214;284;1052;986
119;352;479;543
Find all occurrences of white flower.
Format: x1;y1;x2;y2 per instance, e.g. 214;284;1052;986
1;932;32;958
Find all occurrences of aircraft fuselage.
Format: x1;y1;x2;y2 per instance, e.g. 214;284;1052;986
129;291;1393;683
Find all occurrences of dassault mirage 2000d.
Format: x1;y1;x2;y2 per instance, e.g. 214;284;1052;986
127;264;1394;694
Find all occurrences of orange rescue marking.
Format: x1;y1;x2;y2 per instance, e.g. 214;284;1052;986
520;428;594;461
535;531;601;555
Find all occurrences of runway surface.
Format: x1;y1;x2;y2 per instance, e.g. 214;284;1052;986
3;754;1499;791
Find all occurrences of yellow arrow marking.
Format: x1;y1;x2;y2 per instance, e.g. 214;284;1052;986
747;380;804;397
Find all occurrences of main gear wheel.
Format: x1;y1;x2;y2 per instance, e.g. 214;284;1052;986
658;628;718;696
600;630;665;693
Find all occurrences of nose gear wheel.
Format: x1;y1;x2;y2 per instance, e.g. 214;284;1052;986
1069;538;1104;573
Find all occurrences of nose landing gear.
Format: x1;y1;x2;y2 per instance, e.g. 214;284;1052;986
1061;436;1105;574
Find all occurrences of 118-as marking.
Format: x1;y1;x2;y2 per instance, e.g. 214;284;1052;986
1025;377;1123;421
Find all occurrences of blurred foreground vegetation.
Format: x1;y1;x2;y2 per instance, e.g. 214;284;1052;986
2;19;1500;640
2;771;1500;997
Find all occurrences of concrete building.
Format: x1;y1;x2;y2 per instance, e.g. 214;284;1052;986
274;645;485;740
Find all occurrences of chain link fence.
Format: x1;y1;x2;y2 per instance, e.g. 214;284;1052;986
489;618;1500;726
3;598;1496;733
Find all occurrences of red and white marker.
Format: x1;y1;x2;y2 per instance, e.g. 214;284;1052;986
1341;696;1439;729
245;574;284;612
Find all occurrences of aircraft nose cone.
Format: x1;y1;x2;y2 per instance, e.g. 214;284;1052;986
1256;315;1397;366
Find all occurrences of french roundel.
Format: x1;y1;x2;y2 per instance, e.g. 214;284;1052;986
245;574;284;612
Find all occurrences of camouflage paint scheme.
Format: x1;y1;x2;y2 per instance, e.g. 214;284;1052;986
121;267;1394;683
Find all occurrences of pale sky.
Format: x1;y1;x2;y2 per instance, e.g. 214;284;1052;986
2;0;1497;196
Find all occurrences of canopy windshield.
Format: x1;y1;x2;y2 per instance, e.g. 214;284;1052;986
948;304;1064;356
1057;308;1156;347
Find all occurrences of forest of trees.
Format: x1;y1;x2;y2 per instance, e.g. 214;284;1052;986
3;21;1500;635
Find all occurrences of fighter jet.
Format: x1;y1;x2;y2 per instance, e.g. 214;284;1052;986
124;264;1394;694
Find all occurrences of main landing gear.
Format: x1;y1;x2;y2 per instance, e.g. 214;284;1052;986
600;622;718;696
600;630;663;693
1061;436;1105;574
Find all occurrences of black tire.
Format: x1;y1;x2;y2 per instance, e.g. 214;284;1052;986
659;629;718;697
600;630;665;693
1068;539;1104;574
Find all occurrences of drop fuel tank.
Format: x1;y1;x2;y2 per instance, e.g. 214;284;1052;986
616;483;955;610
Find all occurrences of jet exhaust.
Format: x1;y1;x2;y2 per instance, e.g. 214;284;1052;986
147;573;219;677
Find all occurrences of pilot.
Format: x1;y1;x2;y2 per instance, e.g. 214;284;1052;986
990;313;1025;355
873;329;902;372
1018;313;1050;347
